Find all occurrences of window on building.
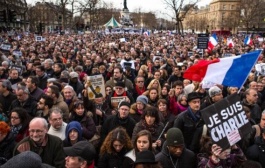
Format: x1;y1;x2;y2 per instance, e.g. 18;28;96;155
231;5;234;10
223;5;226;10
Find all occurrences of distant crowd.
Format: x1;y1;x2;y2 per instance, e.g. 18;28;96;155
0;31;264;168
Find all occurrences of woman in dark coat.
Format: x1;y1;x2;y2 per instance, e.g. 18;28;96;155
98;127;133;168
131;106;164;152
69;100;96;140
9;107;30;142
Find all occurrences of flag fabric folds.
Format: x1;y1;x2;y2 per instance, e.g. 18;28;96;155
244;35;253;45
143;31;150;36
227;38;234;48
183;50;261;88
208;34;218;52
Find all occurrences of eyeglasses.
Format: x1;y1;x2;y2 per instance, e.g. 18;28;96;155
29;129;44;134
115;87;124;90
137;81;144;83
106;89;112;92
11;116;19;120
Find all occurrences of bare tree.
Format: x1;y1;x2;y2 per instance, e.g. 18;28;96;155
239;0;265;33
162;0;199;34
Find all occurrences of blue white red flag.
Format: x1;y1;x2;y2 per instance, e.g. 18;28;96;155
184;50;261;88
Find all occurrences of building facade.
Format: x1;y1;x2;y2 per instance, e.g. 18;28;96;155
183;0;241;34
0;0;28;30
28;2;72;33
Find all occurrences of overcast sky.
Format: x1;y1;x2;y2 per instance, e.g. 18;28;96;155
26;0;210;18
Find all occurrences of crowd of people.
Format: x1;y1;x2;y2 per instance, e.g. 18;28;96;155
0;30;264;168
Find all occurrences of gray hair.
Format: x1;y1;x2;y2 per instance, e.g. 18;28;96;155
30;117;48;129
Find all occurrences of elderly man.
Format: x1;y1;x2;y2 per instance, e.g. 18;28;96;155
9;85;37;118
243;88;261;124
13;117;65;168
173;92;204;153
48;108;67;140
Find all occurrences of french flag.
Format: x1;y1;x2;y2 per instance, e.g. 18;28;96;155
227;38;234;48
208;34;218;52
244;35;253;45
143;31;150;36
183;50;261;88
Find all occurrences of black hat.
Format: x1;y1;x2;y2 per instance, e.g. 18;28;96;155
64;141;96;163
115;81;125;88
166;128;184;146
118;101;130;108
134;150;158;164
187;92;201;102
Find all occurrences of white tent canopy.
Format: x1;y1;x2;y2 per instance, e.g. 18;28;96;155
104;17;121;28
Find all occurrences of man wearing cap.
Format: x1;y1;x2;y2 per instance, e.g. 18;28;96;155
173;92;204;153
69;71;83;97
155;128;197;168
200;85;223;110
104;81;135;115
101;101;136;141
64;141;96;168
0;79;16;115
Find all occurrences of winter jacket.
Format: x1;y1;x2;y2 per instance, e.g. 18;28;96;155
131;120;164;144
53;94;69;122
155;141;197;168
246;136;265;167
9;96;37;118
242;99;261;124
0;132;16;164
97;148;128;168
173;107;204;153
13;134;65;168
101;114;136;141
69;113;96;140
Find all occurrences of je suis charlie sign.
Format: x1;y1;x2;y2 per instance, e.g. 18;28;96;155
201;93;252;149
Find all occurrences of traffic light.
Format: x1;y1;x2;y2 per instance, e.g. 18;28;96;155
0;10;7;22
8;10;16;22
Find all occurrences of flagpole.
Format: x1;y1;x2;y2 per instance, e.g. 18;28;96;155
237;50;262;93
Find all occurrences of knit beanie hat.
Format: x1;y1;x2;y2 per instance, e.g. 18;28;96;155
166;128;184;146
208;86;222;97
136;95;148;105
1;151;55;168
65;121;82;141
118;101;130;109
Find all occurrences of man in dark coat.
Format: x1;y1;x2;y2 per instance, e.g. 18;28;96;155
173;92;204;153
13;117;65;168
101;101;136;141
155;128;197;168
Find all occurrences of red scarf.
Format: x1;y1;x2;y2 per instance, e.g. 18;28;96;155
135;85;145;95
113;91;127;97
